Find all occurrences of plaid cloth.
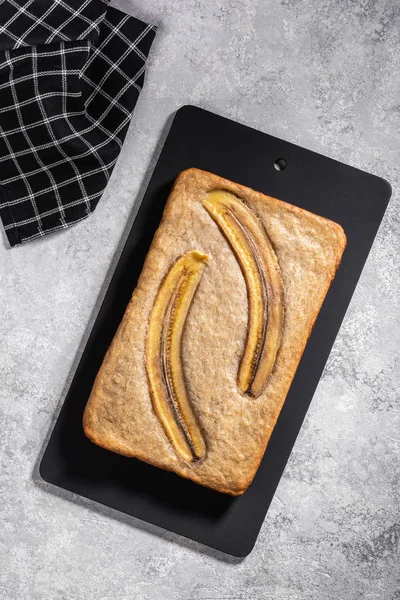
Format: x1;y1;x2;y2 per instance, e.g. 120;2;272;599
0;0;157;247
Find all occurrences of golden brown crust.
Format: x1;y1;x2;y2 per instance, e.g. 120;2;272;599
83;168;346;496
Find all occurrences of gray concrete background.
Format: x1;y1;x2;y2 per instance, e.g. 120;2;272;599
1;0;399;598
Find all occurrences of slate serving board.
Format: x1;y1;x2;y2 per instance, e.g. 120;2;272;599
40;105;391;556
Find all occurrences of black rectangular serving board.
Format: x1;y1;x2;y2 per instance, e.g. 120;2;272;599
40;105;391;557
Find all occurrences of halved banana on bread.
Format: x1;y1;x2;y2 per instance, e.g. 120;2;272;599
203;191;284;398
146;251;209;462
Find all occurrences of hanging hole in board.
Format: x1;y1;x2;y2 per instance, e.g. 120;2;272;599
274;158;287;171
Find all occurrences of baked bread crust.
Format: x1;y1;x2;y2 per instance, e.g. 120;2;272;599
83;168;346;495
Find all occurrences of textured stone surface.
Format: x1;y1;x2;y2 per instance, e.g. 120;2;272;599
1;0;399;598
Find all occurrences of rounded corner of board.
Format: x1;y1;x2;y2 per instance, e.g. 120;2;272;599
174;105;200;120
379;176;393;199
38;456;52;484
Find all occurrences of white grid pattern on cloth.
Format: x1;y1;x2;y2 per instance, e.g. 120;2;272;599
0;0;110;49
0;1;157;246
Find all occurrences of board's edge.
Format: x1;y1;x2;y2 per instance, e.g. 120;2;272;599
175;105;393;197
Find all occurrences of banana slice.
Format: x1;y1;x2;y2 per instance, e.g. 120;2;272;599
146;251;209;462
203;190;284;398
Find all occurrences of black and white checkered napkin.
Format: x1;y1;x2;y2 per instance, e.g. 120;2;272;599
0;0;157;247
